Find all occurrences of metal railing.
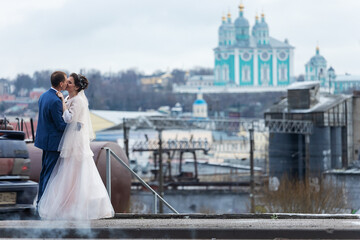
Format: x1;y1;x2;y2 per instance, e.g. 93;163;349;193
102;147;179;214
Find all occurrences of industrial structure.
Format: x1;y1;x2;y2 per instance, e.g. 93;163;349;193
264;82;360;181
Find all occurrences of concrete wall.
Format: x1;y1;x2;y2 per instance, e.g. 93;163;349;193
309;127;331;176
269;132;299;178
352;96;360;161
330;127;342;168
130;190;250;214
324;172;360;211
269;126;336;179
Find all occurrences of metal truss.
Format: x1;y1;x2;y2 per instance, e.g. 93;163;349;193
123;116;313;134
265;119;313;134
132;139;210;153
124;116;265;132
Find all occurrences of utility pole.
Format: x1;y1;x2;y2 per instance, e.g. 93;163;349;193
123;118;129;159
305;134;310;186
158;129;164;213
249;127;255;213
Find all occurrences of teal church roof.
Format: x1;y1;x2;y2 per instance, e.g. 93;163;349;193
193;99;207;105
234;15;249;28
214;36;294;51
234;5;249;28
308;48;326;66
258;16;269;29
219;21;234;32
215;5;294;50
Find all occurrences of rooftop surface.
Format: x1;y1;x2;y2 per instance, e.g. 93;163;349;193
1;214;360;239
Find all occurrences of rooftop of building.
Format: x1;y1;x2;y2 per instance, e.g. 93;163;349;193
212;131;248;141
193;99;207;105
90;110;166;125
214;36;294;50
187;75;214;81
335;74;360;81
265;82;351;114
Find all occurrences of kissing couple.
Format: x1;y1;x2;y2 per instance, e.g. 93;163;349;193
34;71;114;220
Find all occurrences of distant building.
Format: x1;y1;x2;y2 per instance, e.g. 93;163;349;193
305;46;327;85
90;110;166;134
211;131;249;163
332;73;360;94
214;4;294;87
186;75;214;87
140;72;172;91
0;79;11;95
192;89;208;119
0;94;15;101
304;47;360;93
174;3;295;93
0;79;14;101
171;103;183;117
29;88;46;100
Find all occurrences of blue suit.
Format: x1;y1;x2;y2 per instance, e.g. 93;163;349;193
35;88;67;204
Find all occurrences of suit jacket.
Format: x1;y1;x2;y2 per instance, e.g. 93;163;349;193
35;88;67;151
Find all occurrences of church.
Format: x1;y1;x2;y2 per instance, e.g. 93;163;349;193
214;4;294;87
305;46;360;94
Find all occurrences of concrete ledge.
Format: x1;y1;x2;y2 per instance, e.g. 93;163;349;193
114;213;360;219
2;227;360;239
1;215;360;239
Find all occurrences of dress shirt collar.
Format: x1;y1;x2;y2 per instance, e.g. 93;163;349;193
50;87;58;92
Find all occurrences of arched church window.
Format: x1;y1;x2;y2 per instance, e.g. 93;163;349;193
278;63;288;82
215;66;221;81
222;65;229;82
319;68;324;80
261;64;270;85
242;65;251;82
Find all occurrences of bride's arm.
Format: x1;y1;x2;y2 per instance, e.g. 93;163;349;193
62;98;82;124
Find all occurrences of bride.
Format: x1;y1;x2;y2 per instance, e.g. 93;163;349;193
38;73;115;220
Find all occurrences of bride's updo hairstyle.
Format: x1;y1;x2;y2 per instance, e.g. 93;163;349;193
71;73;89;92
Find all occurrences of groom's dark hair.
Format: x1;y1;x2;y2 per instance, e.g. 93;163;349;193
51;71;67;87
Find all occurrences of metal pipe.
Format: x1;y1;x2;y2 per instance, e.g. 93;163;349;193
16;118;20;130
123;118;129;159
102;147;179;214
106;148;111;199
154;194;157;214
30;118;35;143
249;127;255;213
158;129;164;213
305;134;310;185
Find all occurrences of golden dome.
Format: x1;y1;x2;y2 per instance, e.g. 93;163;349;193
222;15;226;21
261;13;265;18
239;3;244;11
227;12;231;18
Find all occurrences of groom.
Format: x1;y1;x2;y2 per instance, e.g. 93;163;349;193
35;71;68;206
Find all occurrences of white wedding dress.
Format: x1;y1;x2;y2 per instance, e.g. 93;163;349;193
38;91;115;220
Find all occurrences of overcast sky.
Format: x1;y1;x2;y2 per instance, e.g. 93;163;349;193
0;0;359;79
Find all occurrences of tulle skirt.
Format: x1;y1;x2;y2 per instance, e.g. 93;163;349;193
38;150;115;220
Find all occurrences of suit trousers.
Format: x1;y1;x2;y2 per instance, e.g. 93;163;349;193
37;150;60;205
